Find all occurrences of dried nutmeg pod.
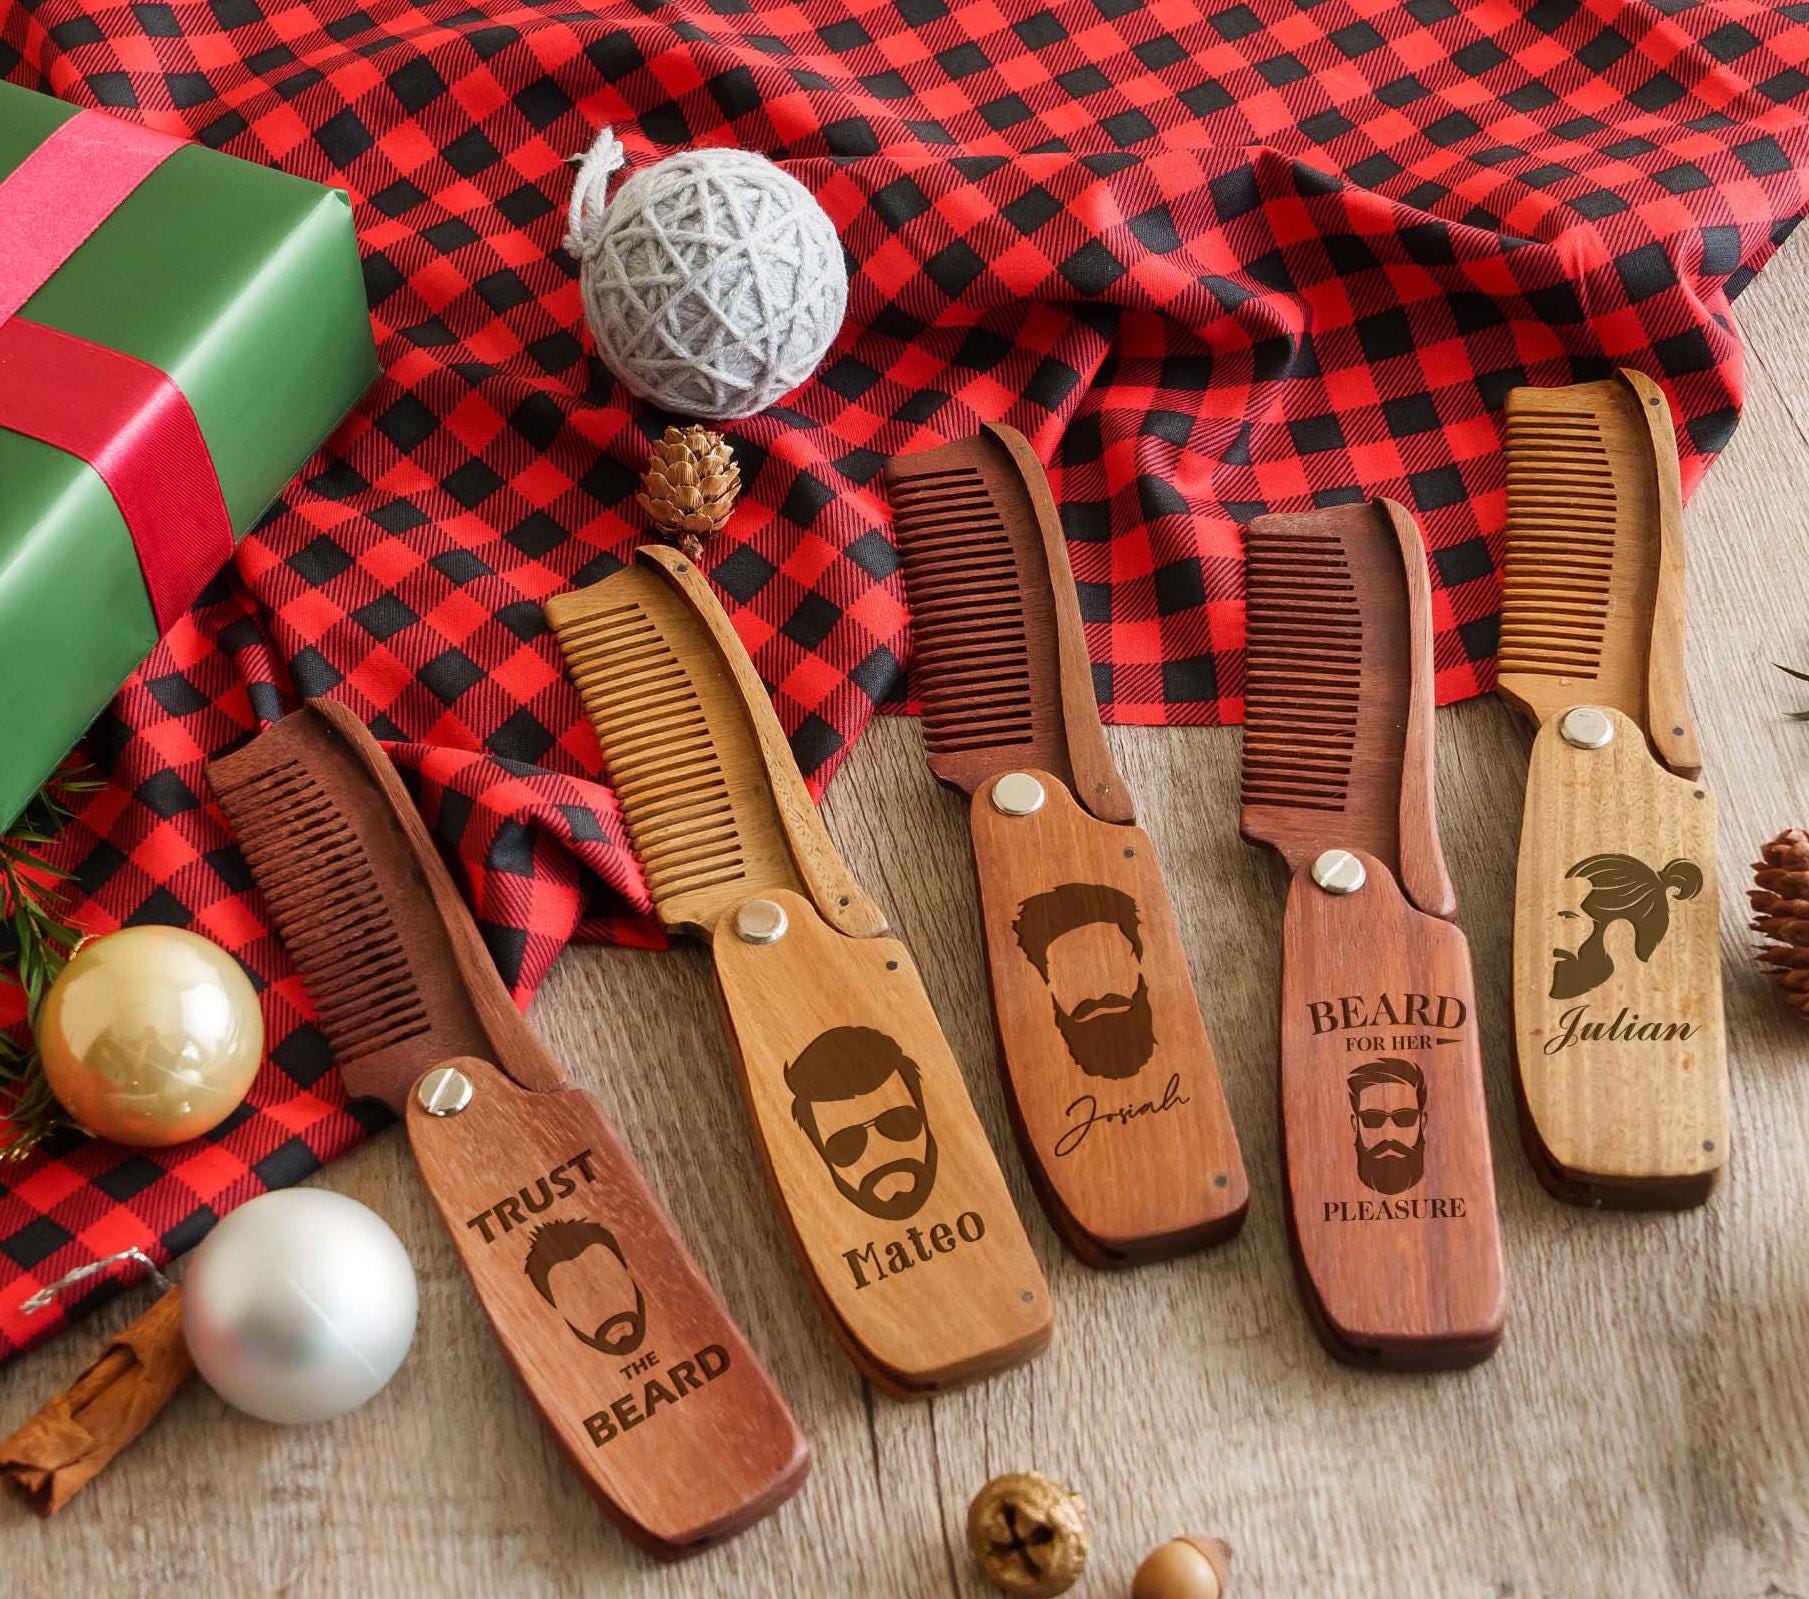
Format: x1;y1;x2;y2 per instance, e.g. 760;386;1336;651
966;1471;1089;1598
1132;1535;1232;1599
1752;827;1809;1019
638;423;741;560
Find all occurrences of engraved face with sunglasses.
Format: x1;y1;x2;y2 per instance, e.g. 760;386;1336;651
785;1026;939;1221
1347;1056;1427;1196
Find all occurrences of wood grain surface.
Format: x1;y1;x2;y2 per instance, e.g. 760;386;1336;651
212;706;808;1553
710;890;1050;1395
884;424;1135;825
967;770;1247;1265
405;1054;808;1553
1512;709;1727;1207
1498;368;1702;777
6;240;1809;1597
1278;851;1504;1369
1240;500;1455;920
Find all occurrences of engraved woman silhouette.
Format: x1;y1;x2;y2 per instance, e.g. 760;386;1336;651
1550;853;1702;1000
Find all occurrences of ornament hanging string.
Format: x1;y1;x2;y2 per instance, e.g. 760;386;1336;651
562;125;627;259
20;1246;171;1314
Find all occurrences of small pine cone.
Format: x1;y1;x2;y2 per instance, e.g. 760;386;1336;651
1751;827;1809;1019
637;425;740;559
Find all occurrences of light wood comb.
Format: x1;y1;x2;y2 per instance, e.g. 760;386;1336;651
547;547;1051;1397
1241;501;1504;1370
208;702;807;1557
885;424;1247;1266
1499;368;1726;1208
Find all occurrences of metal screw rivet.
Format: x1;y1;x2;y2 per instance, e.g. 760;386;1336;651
1560;706;1614;750
1311;849;1366;895
417;1066;473;1117
735;898;789;945
991;772;1046;817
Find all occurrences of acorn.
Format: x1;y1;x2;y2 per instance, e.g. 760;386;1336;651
966;1472;1089;1598
1133;1536;1232;1599
637;424;740;560
1751;828;1809;1019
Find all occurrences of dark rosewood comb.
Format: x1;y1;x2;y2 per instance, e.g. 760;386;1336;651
546;547;1051;1398
1499;368;1726;1208
1240;500;1505;1370
883;424;1247;1266
208;702;807;1556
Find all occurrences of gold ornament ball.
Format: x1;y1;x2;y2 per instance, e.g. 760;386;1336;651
966;1472;1089;1598
38;927;264;1147
1132;1536;1231;1599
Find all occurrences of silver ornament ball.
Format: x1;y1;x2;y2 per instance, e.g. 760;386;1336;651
565;127;848;420
182;1189;418;1425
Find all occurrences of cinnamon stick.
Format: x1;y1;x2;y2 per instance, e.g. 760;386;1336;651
0;1285;193;1514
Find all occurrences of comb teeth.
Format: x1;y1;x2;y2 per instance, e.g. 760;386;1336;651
1500;406;1616;678
1240;525;1361;815
212;756;431;1059
554;598;751;904
889;464;1037;756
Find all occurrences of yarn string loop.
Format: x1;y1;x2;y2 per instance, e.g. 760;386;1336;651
563;124;628;259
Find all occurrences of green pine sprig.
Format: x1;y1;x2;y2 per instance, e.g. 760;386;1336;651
0;769;101;1160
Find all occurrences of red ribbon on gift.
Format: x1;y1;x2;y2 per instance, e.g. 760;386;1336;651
0;108;233;634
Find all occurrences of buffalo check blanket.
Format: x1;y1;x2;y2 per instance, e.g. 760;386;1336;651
3;0;1807;1358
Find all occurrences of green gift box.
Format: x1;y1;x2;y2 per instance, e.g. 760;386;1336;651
0;83;376;831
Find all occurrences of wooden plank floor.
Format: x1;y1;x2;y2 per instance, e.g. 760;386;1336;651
7;235;1809;1598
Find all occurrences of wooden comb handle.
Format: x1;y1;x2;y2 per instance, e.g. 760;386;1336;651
707;891;1052;1396
404;1056;808;1556
1511;708;1726;1207
965;769;1247;1264
1622;369;1702;779
981;424;1136;824
1277;854;1504;1369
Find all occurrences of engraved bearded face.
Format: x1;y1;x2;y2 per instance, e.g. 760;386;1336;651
524;1219;648;1357
786;1027;938;1221
1348;1058;1426;1196
1013;884;1156;1080
1550;853;1703;1001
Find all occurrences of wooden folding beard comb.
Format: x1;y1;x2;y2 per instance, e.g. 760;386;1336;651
208;702;807;1557
546;546;1051;1398
1240;500;1505;1370
1499;368;1726;1208
883;424;1247;1267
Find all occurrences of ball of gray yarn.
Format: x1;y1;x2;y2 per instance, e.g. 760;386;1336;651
564;128;849;421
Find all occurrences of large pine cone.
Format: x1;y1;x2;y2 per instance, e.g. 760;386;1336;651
1752;828;1809;1018
637;425;740;559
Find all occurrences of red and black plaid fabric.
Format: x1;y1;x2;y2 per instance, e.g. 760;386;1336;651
4;0;1808;1360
